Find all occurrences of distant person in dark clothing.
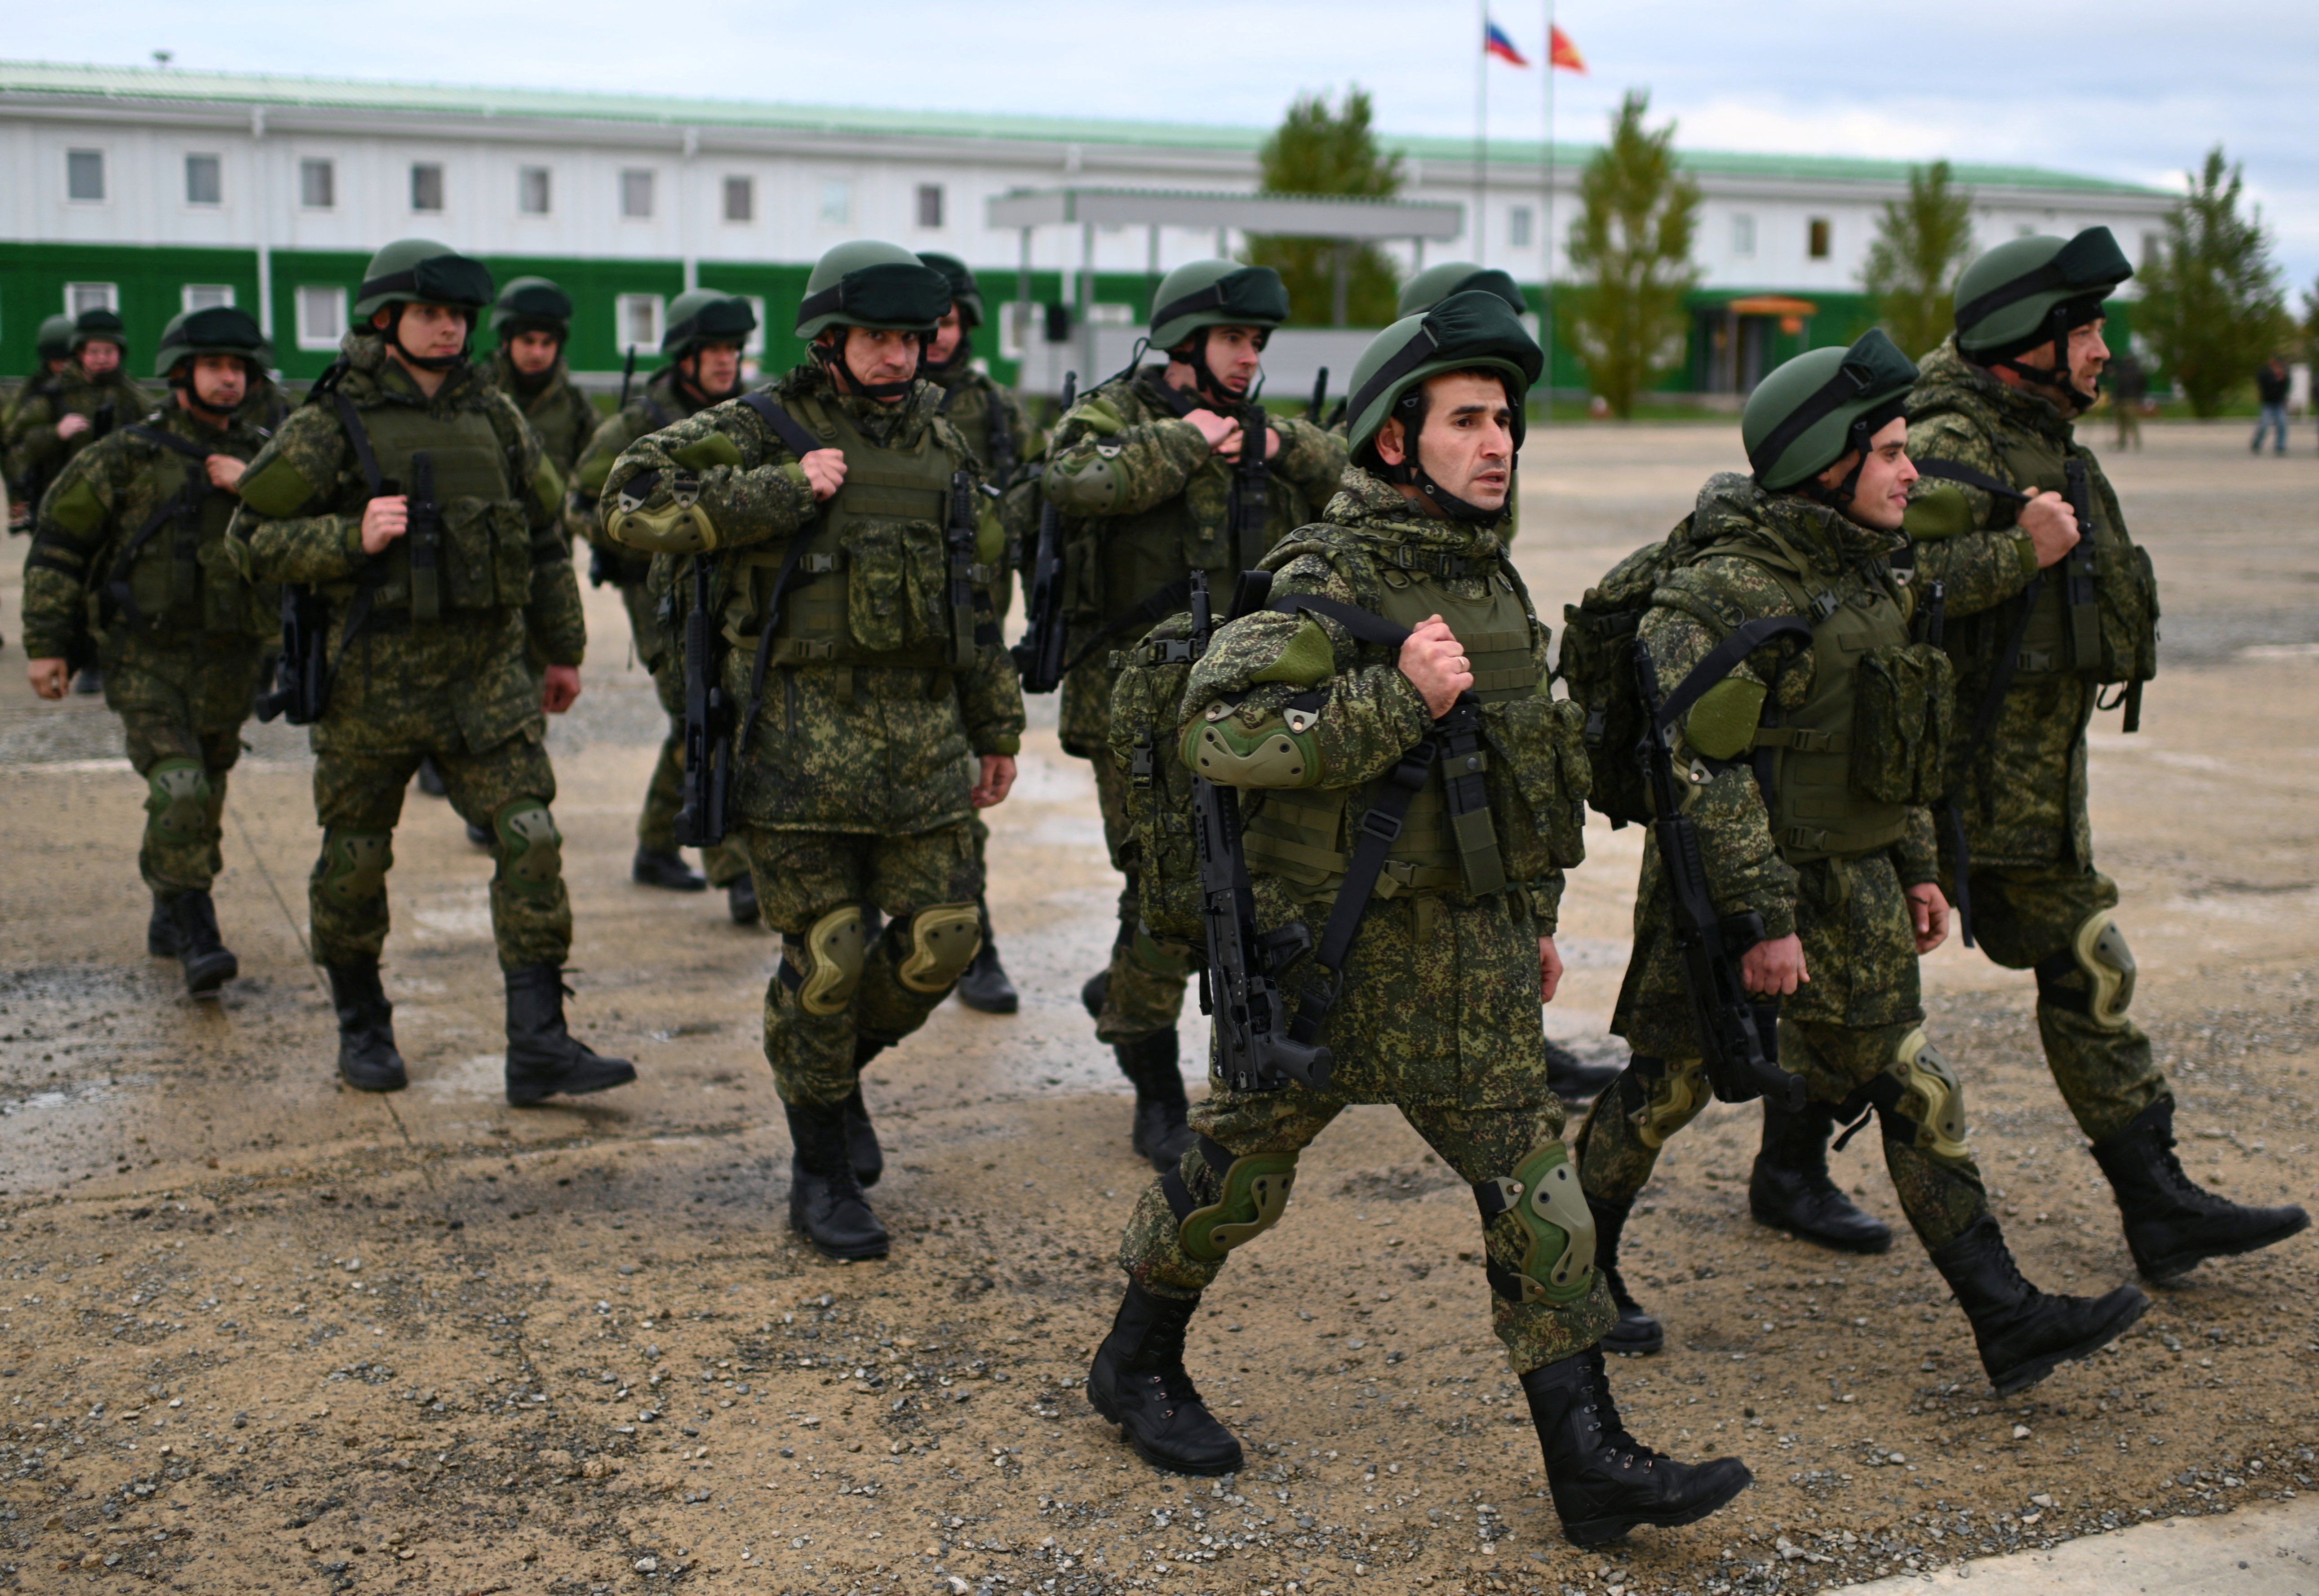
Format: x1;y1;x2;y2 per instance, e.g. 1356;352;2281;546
2253;355;2290;454
2110;349;2147;450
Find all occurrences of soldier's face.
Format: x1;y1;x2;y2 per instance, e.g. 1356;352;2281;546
928;307;965;366
839;328;924;399
186;354;248;412
387;302;471;361
683;342;744;397
1202;326;1265;396
1384;372;1517;512
1823;417;1916;532
79;340;122;376
2011;317;2110;403
506;329;561;377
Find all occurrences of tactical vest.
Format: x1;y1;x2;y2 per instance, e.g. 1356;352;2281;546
108;426;275;639
1243;547;1540;898
342;397;533;615
726;389;965;672
1988;434;2154;685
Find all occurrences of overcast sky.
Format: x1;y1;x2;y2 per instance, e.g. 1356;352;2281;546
18;0;2317;293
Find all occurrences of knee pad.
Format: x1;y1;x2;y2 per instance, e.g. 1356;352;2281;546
493;800;563;897
1166;1134;1299;1263
1623;1055;1708;1152
144;760;212;843
781;906;866;1017
1472;1142;1597;1308
1881;1028;1972;1166
895;902;982;995
318;829;393;907
2035;911;2136;1030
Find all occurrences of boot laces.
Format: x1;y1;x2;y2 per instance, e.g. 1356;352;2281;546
1576;1370;1660;1472
1137;1308;1205;1415
2151;1133;2244;1218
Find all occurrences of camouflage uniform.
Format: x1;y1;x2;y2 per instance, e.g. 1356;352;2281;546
927;362;1040;624
227;328;585;973
1044;366;1347;1043
1115;467;1614;1374
4;361;150;521
488;347;599;480
600;361;1024;1108
20;397;279;893
567;369;749;888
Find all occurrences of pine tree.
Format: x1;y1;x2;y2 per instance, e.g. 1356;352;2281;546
2136;147;2288;417
1562;91;1700;418
1246;88;1405;328
1861;161;1976;363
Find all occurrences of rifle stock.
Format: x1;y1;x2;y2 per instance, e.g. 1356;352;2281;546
1009;371;1075;692
674;555;728;848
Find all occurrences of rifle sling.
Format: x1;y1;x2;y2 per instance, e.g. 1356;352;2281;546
103;427;221;625
732;394;834;757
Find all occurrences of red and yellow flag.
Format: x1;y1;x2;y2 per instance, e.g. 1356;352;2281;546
1549;23;1587;72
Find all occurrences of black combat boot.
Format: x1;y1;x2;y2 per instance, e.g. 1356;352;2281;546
1589;1195;1665;1356
1081;970;1110;1021
464;820;494;849
1086;1282;1243;1475
953;899;1018;1014
2090;1099;2309;1280
164;890;238;996
1545;1040;1624;1104
1520;1346;1752;1545
785;1101;889;1260
845;1037;888;1188
147;893;177;958
503;966;638;1106
1929;1215;2149;1396
1749;1097;1894;1253
727;873;761;926
415;755;448;797
632;847;708;892
1118;1030;1193;1173
325;960;408;1093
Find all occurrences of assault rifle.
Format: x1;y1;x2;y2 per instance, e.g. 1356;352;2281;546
1308;366;1329;422
1228;398;1273;573
1009;371;1075;693
946;468;980;670
1188;568;1333;1095
1632;634;1807;1109
403;450;442;622
673;554;728;848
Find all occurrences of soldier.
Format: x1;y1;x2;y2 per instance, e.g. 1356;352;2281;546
1748;230;2307;1280
919;250;1040;1015
19;307;282;994
4;314;77;530
601;241;1024;1261
1087;297;1749;1545
1042;260;1348;1171
568;289;761;914
228;237;634;1106
1575;332;2152;1399
487;277;599;479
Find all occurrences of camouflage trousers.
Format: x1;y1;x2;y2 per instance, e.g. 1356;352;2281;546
742;820;983;1109
1945;859;2166;1145
1088;751;1189;1043
622;581;749;887
1578;1017;1991;1253
103;630;267;895
308;730;571;973
1119;1082;1615;1375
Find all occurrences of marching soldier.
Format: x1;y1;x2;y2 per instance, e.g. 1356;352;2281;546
4;308;148;527
4;314;77;530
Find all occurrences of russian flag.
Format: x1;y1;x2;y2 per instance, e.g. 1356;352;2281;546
1484;19;1530;65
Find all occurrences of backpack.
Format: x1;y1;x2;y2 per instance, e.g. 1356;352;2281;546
1556;531;1694;826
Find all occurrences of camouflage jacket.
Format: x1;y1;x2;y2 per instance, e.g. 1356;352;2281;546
565;370;721;577
488;349;600;479
1043;364;1348;755
1614;479;1938;1048
929;362;1040;492
20;396;280;660
1904;336;2131;868
4;363;152;510
601;363;1024;834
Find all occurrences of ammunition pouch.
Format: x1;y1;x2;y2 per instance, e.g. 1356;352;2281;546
1848;642;1954;804
1165;1134;1299;1263
1472;1141;1598;1308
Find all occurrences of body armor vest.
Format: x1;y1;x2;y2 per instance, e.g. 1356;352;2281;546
112;430;273;638
1074;379;1268;634
1994;434;2102;678
1244;549;1539;897
345;398;532;614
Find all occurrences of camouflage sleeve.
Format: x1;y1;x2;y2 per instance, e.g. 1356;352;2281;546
1892;806;1939;888
489;392;565;530
1002;388;1047;466
525;538;587;667
599;397;817;555
1042;394;1210;519
565;409;639;544
228;404;368;585
18;439;118;659
958;633;1026;758
1906;412;2038;622
4;392;63;496
1268;416;1348;507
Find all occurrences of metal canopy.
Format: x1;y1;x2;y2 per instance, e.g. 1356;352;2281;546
987;186;1463;241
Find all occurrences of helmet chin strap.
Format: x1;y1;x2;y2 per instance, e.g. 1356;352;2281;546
170;369;239;424
1175;328;1262;411
1986;301;2100;413
674;356;741;409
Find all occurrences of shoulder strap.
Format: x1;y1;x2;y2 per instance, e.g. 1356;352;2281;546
330;391;386;496
124;423;212;464
641;395;676;431
1268;591;1412;649
728;393;829;763
1651;616;1817;732
1916;457;2031;504
738;392;822;461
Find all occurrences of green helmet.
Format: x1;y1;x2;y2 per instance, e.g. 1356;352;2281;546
1345;290;1544;470
352;237;496;320
490;275;573;341
662;289;757;358
1954;227;2132;355
71;307;128;356
794;241;949;341
1397;262;1528;320
1148;260;1290;350
35;313;75;363
1742;329;1919;492
917;252;984;329
154;306;269;379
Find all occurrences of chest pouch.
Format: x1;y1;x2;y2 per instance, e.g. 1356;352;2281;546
1481;693;1593;879
1848;641;1955;805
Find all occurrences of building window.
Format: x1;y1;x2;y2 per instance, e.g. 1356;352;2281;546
66;149;105;202
916;183;944;230
1508;205;1534;248
300;159;335;210
182;285;235;313
410;163;445;214
620;169;656;220
616;293;664;353
1807;217;1831;259
185;154;222;206
820;179;852;227
1731;213;1756;258
723;176;754;224
296;285;348;350
65;283;119;316
518;166;552;216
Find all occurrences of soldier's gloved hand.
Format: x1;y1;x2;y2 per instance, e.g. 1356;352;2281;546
26;658;68;700
205;455;248;494
801;448;848;501
1538;936;1565;1003
2018;490;2081;567
1741;934;1810;996
971;754;1016;809
1185;409;1239;453
1398;615;1474;718
56;414;90;441
360;495;409;554
1906;882;1950;954
541;665;582;715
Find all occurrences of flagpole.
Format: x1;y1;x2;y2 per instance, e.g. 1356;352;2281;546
1475;0;1490;265
1541;0;1556;428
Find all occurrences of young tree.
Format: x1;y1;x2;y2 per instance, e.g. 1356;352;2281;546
1861;161;1976;362
1562;90;1700;418
2135;147;2288;416
1247;88;1405;327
